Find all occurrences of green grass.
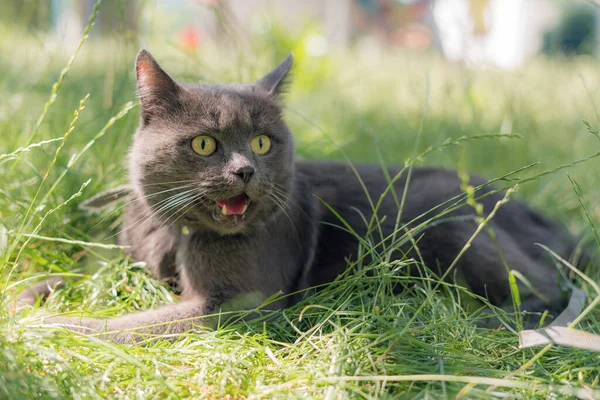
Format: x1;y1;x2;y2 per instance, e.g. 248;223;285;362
2;4;600;398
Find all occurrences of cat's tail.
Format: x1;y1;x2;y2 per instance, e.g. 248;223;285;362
563;236;597;273
518;205;597;271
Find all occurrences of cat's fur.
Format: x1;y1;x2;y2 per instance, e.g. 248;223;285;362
33;50;587;343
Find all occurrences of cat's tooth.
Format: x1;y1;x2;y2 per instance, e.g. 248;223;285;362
221;205;229;216
241;203;248;214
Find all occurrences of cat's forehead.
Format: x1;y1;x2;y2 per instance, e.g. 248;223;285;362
183;83;281;132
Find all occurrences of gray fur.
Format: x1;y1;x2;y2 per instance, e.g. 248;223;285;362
40;50;589;343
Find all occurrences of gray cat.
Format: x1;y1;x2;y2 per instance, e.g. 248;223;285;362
27;50;587;343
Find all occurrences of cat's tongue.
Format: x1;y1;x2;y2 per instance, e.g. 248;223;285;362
216;193;249;216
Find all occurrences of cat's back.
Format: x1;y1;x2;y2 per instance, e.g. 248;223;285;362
294;160;576;275
295;160;478;219
294;161;480;286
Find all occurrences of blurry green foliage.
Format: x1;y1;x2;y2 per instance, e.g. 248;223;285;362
543;4;597;56
0;0;51;31
248;18;335;93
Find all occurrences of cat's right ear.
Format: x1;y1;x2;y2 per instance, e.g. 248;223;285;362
256;53;294;98
135;49;183;125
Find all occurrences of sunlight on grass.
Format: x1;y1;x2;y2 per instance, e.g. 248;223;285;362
1;2;600;399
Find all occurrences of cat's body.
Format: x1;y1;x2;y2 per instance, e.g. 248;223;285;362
122;161;575;317
30;51;586;343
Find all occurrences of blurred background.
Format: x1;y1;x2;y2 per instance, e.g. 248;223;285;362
3;0;599;67
1;0;600;242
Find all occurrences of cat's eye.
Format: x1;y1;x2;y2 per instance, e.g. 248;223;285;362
250;135;272;155
191;135;217;156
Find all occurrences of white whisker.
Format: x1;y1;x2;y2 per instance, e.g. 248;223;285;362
92;184;196;229
268;192;299;240
105;188;198;240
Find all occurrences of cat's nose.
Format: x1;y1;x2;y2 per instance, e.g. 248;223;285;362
234;166;255;183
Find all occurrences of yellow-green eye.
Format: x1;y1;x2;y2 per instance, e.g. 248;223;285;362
191;135;217;156
251;135;272;155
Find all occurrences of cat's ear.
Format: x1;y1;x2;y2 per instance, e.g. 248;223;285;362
256;53;294;98
135;49;183;125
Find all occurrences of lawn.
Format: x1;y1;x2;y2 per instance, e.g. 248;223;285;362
1;4;600;399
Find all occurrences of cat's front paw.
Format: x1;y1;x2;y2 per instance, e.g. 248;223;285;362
36;314;149;344
39;314;107;335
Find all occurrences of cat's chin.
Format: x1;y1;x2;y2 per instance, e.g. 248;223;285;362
211;210;248;222
178;210;253;236
208;218;252;235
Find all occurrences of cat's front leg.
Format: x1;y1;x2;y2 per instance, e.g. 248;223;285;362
38;297;209;344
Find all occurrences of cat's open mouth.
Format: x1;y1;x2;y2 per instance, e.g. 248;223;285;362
215;193;250;216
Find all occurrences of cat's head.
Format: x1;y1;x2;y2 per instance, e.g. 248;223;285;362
129;50;296;235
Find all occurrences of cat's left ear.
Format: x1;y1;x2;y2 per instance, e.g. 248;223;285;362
256;53;294;98
135;49;184;125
